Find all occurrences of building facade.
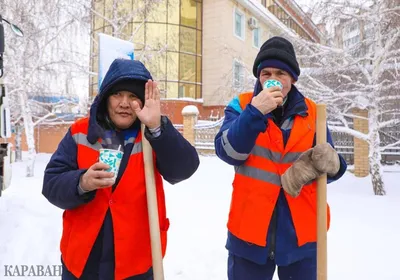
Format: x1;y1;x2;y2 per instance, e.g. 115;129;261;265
202;0;324;107
90;0;202;100
89;0;321;123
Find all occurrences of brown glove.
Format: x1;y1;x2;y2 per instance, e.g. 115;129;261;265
281;149;323;198
311;143;340;177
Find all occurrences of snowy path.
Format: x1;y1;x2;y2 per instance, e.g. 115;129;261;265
0;154;399;279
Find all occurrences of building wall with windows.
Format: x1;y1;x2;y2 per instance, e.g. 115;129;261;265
202;0;274;106
202;0;323;107
90;0;202;101
89;0;322;119
261;0;324;43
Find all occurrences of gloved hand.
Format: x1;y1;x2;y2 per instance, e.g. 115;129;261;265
311;143;340;177
281;149;323;198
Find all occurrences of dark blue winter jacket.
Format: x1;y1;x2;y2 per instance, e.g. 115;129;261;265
42;59;200;280
215;84;347;266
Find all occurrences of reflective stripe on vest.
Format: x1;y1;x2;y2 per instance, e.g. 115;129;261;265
227;92;330;247
221;129;250;161
72;132;142;156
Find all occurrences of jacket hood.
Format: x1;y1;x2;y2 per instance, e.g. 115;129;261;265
87;59;153;144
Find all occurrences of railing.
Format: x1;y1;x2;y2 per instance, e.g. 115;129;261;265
178;116;400;164
173;124;183;135
330;130;354;164
194;118;224;151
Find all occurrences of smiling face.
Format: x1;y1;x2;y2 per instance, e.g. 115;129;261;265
107;91;143;129
259;67;295;98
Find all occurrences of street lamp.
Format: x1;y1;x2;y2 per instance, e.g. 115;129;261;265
0;15;24;141
0;15;24;78
1;16;24;38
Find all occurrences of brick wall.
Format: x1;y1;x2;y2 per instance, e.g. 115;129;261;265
3;124;72;154
353;108;369;177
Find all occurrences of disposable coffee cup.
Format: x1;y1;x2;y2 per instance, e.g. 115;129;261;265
99;148;123;181
263;79;286;106
263;79;283;90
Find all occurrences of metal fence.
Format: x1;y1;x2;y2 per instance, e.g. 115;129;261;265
330;131;355;164
194;119;224;151
330;128;400;165
175;118;400;165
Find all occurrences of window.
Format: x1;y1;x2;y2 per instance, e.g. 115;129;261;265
180;26;196;54
181;0;197;28
253;28;260;48
234;8;245;40
233;60;244;89
179;54;196;82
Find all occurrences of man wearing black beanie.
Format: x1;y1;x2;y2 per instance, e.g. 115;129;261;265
215;36;347;280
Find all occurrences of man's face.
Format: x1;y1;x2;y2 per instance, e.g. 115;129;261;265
107;91;143;130
259;67;295;98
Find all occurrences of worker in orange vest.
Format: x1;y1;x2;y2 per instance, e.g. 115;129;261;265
42;58;200;280
214;36;347;280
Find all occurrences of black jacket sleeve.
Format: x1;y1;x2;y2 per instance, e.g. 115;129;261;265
145;116;200;184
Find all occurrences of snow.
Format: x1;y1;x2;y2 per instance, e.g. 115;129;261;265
181;105;199;115
1;154;400;279
161;98;204;103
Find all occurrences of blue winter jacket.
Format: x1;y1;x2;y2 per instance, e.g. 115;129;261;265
215;85;347;266
42;59;200;279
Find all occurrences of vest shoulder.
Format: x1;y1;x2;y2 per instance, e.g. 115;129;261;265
227;92;253;113
238;92;254;107
304;97;317;112
71;117;90;133
304;97;316;107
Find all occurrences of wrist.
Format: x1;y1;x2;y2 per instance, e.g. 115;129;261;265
78;182;89;195
148;125;161;138
148;124;161;131
79;174;88;192
147;119;161;130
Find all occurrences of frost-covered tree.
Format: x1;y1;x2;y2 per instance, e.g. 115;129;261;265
293;0;400;195
81;0;170;98
2;0;89;176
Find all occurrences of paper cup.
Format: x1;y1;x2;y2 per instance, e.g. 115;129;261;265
99;148;123;181
263;79;283;90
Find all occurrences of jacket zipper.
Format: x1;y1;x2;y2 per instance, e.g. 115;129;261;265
268;205;278;260
268;98;306;260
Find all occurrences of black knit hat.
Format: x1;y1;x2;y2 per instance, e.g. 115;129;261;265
252;36;300;79
107;79;146;105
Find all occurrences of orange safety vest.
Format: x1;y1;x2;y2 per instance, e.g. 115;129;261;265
227;92;330;247
61;117;169;280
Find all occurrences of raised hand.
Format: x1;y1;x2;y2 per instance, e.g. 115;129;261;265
132;79;161;129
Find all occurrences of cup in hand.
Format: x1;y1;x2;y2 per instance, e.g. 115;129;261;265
263;79;283;90
99;148;123;181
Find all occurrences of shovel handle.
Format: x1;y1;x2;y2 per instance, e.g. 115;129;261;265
141;124;165;280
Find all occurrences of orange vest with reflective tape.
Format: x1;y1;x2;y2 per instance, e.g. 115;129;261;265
61;117;169;280
227;92;330;247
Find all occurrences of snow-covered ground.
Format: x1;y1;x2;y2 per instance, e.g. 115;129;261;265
0;154;399;279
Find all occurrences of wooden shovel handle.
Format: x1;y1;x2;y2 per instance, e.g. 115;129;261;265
316;104;327;280
141;124;165;280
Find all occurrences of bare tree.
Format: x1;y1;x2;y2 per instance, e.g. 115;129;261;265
293;0;400;195
2;0;88;176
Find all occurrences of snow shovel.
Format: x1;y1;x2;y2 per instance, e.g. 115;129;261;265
141;124;165;280
316;104;328;280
